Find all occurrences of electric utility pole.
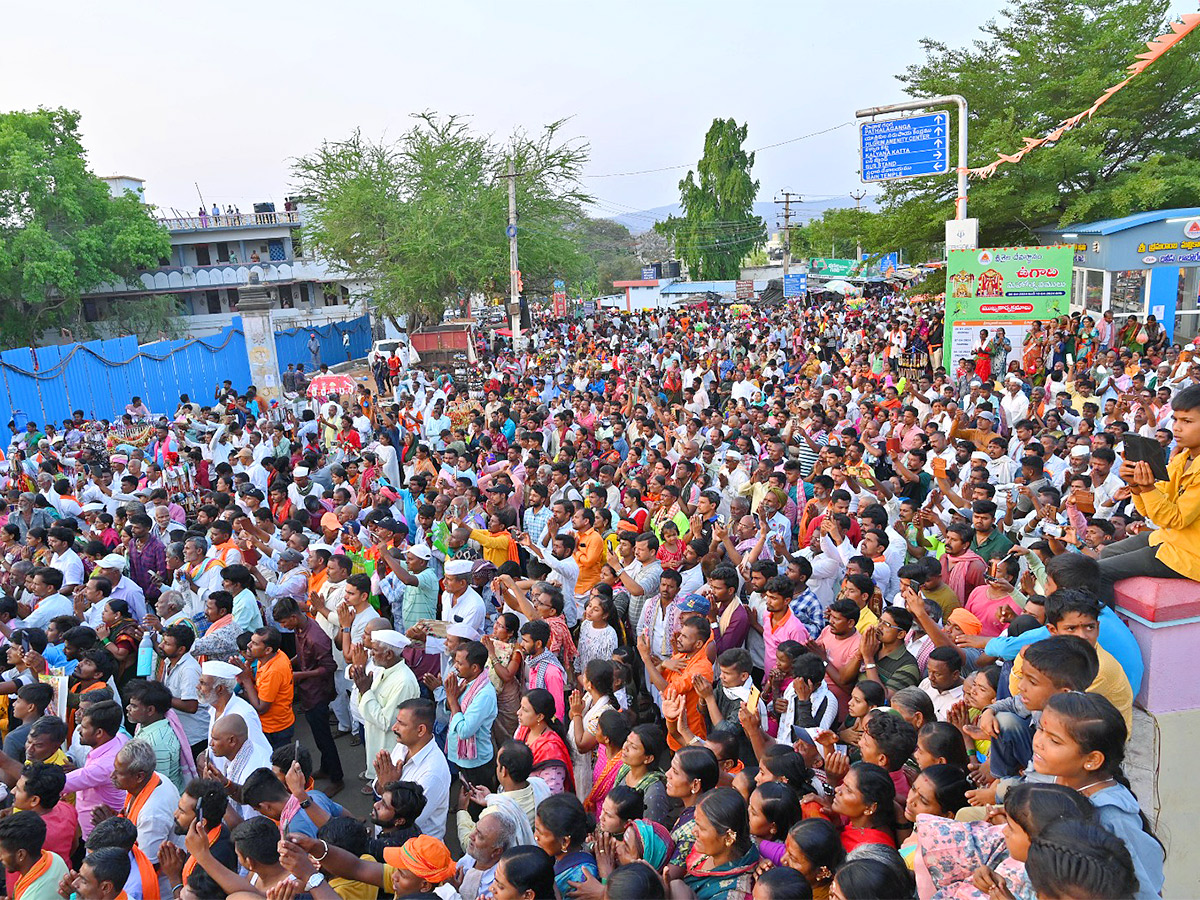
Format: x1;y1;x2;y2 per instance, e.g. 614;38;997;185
776;192;800;276
850;189;867;263
501;158;523;351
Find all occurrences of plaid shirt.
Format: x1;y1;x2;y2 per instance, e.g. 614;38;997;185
522;505;554;545
790;587;825;638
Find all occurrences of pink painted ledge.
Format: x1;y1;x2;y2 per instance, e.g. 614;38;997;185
1114;577;1200;624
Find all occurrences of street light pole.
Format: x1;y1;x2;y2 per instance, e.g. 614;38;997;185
850;189;866;262
506;158;522;352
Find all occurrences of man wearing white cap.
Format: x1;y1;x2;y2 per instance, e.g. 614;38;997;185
197;660;273;777
288;466;319;509
1000;375;1030;426
95;553;148;622
378;544;439;634
354;629;418;781
432;559;486;663
237;447;269;493
718;450;749;506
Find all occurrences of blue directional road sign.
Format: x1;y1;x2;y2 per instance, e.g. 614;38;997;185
782;273;807;297
860;112;950;183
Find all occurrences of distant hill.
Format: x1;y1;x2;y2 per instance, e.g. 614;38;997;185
604;197;876;234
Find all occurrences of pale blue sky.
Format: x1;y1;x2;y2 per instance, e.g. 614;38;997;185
0;1;1180;218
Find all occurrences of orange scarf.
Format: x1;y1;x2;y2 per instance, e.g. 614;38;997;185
181;825;223;882
122;773;161;823
13;851;53;900
67;681;107;734
309;568;329;597
131;845;159;900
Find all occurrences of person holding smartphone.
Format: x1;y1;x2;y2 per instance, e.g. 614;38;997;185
1097;384;1200;603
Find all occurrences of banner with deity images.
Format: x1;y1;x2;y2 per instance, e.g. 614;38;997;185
943;246;1074;376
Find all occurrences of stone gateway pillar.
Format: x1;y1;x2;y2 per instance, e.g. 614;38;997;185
237;279;283;406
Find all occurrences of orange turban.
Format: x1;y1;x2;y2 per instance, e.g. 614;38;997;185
948;608;983;635
384;836;457;884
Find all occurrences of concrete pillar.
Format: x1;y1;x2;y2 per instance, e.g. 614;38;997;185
238;277;283;406
1115;577;1200;896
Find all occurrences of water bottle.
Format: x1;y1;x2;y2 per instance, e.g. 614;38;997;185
137;631;154;677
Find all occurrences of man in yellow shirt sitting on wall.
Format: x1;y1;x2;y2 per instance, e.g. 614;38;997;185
1097;383;1200;603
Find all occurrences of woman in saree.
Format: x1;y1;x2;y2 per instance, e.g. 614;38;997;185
616;724;670;823
972;329;994;382
579;708;630;820
1118;315;1143;353
97;597;142;694
988;328;1012;377
680;787;761;900
513;688;574;794
1022;322;1048;379
1076;316;1100;368
483;612;523;749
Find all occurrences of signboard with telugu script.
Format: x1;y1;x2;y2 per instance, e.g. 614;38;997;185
860;112;950;182
943;245;1073;374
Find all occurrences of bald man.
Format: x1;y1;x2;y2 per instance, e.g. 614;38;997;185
206;715;272;821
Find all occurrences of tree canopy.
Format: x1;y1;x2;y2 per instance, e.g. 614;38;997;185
791;207;882;264
292;113;601;326
656;118;766;280
874;0;1200;258
572;217;643;298
0;108;171;349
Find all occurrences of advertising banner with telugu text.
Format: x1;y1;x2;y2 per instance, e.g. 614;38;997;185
943;245;1073;376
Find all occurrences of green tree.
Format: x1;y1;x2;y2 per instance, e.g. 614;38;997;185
293;113;594;328
794;207;882;263
0;108;171;349
103;294;187;342
656;118;766;280
573;217;642;298
876;0;1200;253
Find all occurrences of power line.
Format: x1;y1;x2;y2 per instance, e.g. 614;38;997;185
581;121;855;179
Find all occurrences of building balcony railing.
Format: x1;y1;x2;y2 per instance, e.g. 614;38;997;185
157;210;300;231
86;258;336;296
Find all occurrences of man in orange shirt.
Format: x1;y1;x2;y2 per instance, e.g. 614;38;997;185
235;626;295;747
570;506;605;607
638;615;713;751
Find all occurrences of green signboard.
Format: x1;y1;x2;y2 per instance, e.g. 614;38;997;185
809;257;858;277
943;245;1074;377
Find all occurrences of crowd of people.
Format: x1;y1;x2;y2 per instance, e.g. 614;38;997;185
0;288;1195;900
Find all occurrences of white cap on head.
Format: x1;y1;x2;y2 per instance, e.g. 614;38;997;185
447;622;481;641
1070;445;1091;459
407;544;432;561
98;553;127;571
725;450;742;461
445;559;474;577
201;661;242;679
371;629;409;650
293;466;310;478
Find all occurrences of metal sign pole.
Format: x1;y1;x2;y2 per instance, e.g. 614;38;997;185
855;94;968;220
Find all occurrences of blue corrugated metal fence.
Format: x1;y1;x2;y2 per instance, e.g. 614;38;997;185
0;323;250;437
0;313;372;439
274;315;372;370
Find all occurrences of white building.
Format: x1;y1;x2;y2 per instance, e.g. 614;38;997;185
83;177;371;337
